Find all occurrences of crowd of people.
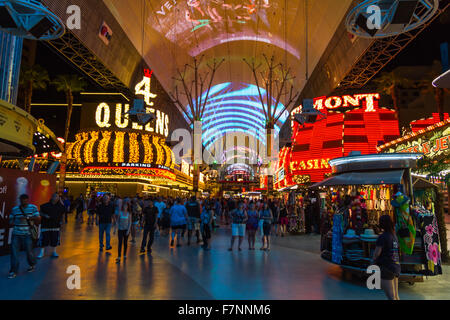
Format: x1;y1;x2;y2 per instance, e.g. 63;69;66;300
7;190;404;300
7;192;306;279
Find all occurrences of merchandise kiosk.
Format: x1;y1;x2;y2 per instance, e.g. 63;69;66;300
313;153;444;281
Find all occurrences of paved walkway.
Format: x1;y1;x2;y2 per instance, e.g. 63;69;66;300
0;218;449;300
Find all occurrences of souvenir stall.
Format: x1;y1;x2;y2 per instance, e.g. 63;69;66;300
378;116;450;260
313;153;444;281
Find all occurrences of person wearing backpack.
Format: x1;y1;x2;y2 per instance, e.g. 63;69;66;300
8;194;41;279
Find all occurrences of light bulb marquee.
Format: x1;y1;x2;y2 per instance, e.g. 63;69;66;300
68;129;175;178
95;102;169;137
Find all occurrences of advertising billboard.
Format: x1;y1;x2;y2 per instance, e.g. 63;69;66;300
0;168;57;256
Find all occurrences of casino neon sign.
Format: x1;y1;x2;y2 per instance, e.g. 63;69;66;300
290;158;331;172
94;72;170;137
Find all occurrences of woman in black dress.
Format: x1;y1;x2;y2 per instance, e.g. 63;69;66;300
371;215;401;300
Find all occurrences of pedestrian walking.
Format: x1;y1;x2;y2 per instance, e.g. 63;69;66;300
115;201;132;263
96;195;115;252
278;201;289;237
228;202;247;251
371;215;401;300
8;194;41;279
130;198;142;244
260;203;273;251
169;199;189;247
87;193;97;226
246;202;259;250
62;195;71;224
37;193;65;259
201;204;214;250
186;196;202;245
141;199;158;254
75;194;85;223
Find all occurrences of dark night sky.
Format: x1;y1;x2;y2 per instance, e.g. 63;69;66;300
379;9;450;71
29;7;450;140
29;42;104;140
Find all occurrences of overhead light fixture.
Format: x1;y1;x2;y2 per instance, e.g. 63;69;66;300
28;16;54;39
294;99;327;127
356;13;378;37
126;99;156;126
391;0;419;24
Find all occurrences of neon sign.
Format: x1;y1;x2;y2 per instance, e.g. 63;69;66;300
396;132;450;158
291;93;381;117
135;73;157;107
290;159;331;172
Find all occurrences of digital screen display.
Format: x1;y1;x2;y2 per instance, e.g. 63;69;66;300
149;0;300;58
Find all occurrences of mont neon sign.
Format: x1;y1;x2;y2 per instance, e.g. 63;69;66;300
291;93;381;116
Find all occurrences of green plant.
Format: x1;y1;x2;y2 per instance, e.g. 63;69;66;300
19;64;50;113
374;69;414;119
51;74;86;192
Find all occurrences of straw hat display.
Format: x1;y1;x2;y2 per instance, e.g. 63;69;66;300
343;229;360;243
360;229;379;242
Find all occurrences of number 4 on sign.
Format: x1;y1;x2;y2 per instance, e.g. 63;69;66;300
135;74;157;107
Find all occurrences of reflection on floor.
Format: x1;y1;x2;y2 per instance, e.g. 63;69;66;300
0;217;449;300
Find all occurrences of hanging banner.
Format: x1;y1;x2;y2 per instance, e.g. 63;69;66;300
0;168;57;256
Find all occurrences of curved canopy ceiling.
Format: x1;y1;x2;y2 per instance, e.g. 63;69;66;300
104;0;353;98
186;82;289;150
103;0;353;152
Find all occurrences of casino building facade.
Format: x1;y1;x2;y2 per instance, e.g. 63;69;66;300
275;93;401;190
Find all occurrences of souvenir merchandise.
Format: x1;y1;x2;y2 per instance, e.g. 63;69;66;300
392;193;416;255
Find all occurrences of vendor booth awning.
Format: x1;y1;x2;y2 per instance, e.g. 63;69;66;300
433;69;450;88
311;170;404;188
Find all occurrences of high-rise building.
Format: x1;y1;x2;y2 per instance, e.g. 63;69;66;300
0;30;23;105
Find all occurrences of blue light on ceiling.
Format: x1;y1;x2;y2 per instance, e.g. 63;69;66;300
185;82;289;151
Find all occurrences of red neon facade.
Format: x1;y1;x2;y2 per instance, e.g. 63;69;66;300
275;93;400;188
410;113;449;133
